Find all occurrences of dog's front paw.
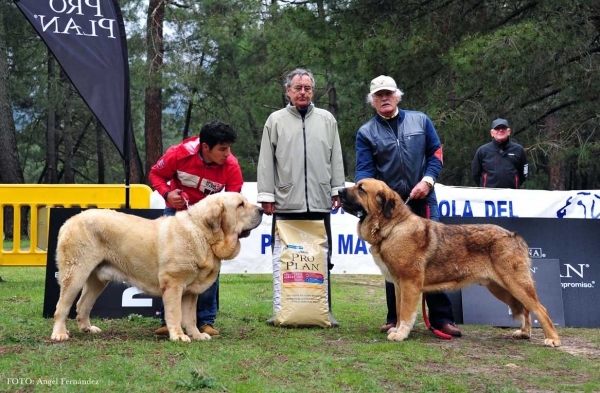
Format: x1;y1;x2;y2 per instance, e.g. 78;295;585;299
51;330;71;342
170;333;191;342
387;330;408;342
511;329;531;339
544;338;561;347
191;332;211;341
81;326;102;334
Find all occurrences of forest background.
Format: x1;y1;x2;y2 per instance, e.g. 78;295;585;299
1;0;599;199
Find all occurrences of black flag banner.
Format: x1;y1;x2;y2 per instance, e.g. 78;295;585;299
14;0;131;159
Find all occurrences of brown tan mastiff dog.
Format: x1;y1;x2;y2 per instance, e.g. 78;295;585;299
50;192;263;342
338;178;561;347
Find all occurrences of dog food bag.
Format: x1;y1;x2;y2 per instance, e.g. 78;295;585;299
272;220;331;327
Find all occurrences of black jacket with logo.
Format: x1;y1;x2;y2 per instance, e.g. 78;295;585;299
471;138;528;189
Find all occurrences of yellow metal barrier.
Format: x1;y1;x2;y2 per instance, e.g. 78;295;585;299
0;184;153;267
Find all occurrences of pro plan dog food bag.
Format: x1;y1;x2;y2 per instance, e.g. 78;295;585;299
272;220;332;327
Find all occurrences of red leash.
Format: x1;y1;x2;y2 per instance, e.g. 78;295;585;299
422;293;452;340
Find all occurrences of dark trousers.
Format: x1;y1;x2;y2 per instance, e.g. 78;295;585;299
384;199;455;329
159;207;219;326
385;281;454;328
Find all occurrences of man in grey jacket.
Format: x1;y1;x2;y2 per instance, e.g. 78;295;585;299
257;68;345;325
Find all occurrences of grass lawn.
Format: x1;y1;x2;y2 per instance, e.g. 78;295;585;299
0;267;599;392
2;239;30;251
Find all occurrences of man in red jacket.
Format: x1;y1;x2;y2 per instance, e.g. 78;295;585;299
149;120;243;337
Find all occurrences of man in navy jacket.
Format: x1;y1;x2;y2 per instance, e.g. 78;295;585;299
355;75;461;337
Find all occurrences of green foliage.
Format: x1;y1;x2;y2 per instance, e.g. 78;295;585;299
5;0;600;189
176;370;226;391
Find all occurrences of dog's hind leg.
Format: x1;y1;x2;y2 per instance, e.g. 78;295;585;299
497;278;561;347
181;294;210;340
75;270;108;335
485;281;531;339
51;283;80;341
51;265;97;341
387;282;419;342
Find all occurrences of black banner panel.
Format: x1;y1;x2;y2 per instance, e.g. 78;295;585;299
43;208;163;319
442;217;600;327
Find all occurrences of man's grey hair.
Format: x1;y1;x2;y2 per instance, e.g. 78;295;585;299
366;89;404;106
285;68;315;88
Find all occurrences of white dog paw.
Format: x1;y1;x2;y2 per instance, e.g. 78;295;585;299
387;331;408;342
170;334;191;342
51;332;70;342
80;325;102;334
511;329;531;339
544;338;561;347
388;327;398;333
192;332;211;341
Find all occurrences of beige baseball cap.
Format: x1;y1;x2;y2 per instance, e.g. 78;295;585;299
370;75;397;94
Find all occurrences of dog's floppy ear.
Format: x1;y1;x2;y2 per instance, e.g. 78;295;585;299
205;203;223;233
376;190;396;219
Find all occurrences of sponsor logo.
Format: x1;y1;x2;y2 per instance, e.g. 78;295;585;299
199;178;224;195
32;0;117;39
556;192;600;219
438;200;518;217
528;248;595;290
529;248;545;258
560;263;595;289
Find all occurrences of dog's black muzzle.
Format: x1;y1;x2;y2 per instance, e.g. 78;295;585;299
338;188;367;221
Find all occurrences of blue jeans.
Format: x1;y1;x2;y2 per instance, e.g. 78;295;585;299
159;207;219;326
384;199;455;329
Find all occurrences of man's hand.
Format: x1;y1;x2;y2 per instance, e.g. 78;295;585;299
167;189;187;209
409;181;432;200
331;195;341;211
261;202;275;216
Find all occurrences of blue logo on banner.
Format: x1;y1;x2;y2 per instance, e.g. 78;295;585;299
556;192;600;219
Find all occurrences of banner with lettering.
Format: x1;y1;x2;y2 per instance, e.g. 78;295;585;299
152;182;600;275
15;0;130;158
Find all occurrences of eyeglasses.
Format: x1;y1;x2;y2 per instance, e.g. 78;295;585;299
373;91;394;98
291;85;313;92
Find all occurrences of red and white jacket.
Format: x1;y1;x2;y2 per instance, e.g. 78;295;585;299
149;136;243;210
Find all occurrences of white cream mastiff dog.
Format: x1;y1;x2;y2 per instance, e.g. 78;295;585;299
50;192;263;342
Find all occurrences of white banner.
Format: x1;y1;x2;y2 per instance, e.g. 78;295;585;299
150;183;600;275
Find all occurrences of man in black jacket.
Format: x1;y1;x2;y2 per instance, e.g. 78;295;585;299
472;118;528;189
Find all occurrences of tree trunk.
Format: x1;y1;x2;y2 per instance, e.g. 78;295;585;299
128;127;145;184
326;77;338;120
183;96;193;140
0;18;25;241
546;115;565;190
0;26;22;184
44;53;58;184
96;119;105;184
316;0;325;19
144;0;165;184
326;75;345;172
61;79;75;184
